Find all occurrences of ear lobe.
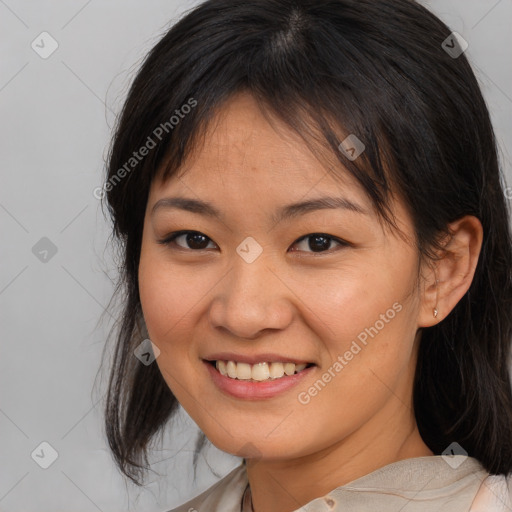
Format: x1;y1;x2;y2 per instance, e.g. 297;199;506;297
418;215;483;328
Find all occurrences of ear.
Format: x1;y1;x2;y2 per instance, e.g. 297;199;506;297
418;215;483;328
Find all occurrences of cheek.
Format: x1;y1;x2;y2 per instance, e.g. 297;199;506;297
293;278;417;438
138;240;208;330
138;253;196;357
289;257;417;359
138;256;208;408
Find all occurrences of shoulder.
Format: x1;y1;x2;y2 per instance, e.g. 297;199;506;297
469;473;512;512
164;463;248;512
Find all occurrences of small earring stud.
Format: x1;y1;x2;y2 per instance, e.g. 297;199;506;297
433;308;438;318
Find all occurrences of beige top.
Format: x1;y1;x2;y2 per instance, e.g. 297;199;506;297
167;456;512;512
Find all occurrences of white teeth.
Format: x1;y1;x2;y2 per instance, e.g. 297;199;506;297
252;362;270;381
226;360;237;379
269;362;284;378
284;362;296;376
236;362;252;380
214;360;310;381
217;360;228;376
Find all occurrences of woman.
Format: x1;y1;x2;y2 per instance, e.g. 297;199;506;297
101;0;512;510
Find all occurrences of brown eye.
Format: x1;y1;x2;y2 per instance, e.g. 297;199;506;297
158;231;216;250
290;233;348;254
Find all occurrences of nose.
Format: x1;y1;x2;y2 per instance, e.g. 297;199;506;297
208;254;294;340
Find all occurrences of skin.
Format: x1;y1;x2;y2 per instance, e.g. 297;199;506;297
138;91;483;512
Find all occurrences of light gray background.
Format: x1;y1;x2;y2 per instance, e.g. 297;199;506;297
1;1;511;511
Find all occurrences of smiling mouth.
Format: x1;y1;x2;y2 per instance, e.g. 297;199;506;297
207;360;315;381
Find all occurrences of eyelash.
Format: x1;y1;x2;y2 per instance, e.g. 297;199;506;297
157;230;350;255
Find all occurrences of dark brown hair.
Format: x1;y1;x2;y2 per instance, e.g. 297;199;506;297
99;0;512;485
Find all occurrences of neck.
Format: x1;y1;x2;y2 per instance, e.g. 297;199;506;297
245;401;433;512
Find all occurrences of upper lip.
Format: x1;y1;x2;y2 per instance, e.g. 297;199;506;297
204;352;314;365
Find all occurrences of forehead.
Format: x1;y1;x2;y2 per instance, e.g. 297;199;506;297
152;91;368;205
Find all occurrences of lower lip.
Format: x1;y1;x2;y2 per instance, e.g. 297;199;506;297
204;361;315;400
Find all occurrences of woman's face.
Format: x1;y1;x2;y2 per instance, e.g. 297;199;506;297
139;91;429;461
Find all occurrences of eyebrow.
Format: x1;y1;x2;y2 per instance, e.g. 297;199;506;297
151;195;369;224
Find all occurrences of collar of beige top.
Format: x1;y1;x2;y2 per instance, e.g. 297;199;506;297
241;484;252;512
239;455;489;512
